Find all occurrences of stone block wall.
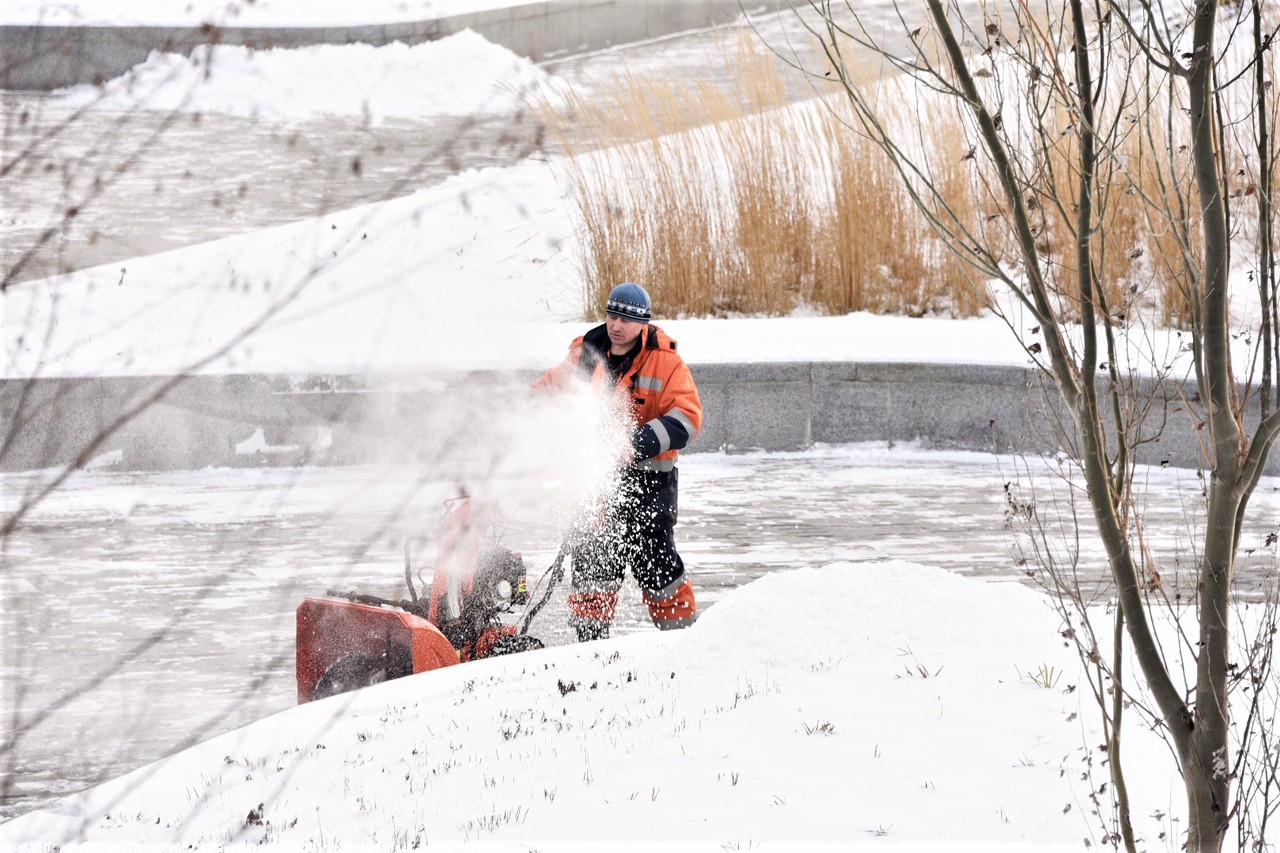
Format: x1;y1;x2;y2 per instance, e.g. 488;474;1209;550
0;362;1232;474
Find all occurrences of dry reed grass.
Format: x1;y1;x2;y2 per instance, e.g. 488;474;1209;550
533;19;1269;329
1004;90;1200;330
536;27;986;321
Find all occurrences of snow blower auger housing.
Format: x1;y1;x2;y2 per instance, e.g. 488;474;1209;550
296;497;546;703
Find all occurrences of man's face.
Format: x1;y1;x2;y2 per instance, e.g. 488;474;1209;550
606;314;646;353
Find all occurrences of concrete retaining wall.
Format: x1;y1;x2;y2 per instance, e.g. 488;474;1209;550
1;0;762;90
0;362;1232;474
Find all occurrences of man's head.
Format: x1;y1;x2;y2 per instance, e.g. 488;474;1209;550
606;282;651;323
604;282;651;354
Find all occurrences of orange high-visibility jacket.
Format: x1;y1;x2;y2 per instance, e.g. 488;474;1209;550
534;323;703;471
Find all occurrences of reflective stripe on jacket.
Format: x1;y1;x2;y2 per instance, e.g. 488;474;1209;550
534;323;703;470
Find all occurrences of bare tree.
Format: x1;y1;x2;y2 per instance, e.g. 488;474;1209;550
788;0;1280;849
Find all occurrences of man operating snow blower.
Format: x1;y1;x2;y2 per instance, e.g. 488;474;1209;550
534;282;703;641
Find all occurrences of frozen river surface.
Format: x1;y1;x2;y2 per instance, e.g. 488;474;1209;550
5;443;1280;822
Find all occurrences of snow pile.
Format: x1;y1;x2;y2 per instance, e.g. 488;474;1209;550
4;159;581;379
54;30;565;122
0;562;1167;851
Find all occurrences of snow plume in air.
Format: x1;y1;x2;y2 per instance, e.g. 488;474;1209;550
472;375;633;526
388;373;633;621
53;30;567;123
373;371;634;542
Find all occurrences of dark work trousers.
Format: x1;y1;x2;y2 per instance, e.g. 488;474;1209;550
570;467;686;603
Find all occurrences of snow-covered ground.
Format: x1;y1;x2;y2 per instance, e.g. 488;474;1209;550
1;556;1172;853
0;4;1261;851
51;31;567;124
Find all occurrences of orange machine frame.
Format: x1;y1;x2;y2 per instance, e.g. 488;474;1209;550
295;597;459;703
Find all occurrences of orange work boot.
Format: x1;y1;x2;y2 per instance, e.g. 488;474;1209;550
644;579;697;630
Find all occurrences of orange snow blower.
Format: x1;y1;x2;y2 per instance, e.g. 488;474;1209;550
296;497;547;703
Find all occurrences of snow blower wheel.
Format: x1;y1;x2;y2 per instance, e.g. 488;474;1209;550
311;653;388;700
487;634;545;656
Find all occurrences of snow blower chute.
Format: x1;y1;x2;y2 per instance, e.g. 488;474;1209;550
296;497;547;703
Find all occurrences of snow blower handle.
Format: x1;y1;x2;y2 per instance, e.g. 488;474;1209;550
518;542;569;635
404;541;418;602
326;589;428;619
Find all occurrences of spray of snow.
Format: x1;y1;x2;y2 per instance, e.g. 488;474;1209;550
382;369;637;614
348;369;634;563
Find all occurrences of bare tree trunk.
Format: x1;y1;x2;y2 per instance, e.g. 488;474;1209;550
1184;2;1234;847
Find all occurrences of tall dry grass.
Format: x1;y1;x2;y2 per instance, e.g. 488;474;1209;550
810;87;984;318
1005;93;1199;330
537;28;985;321
534;20;1268;328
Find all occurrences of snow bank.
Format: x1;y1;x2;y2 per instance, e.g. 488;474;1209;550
53;30;565;123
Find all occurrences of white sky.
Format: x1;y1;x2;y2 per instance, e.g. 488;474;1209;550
0;16;1252;853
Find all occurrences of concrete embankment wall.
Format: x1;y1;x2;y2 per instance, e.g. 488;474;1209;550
0;363;1230;474
0;0;763;90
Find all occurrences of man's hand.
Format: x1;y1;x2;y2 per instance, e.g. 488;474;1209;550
630;423;661;461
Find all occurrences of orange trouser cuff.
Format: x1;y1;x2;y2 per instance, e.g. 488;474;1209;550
643;579;697;627
568;590;619;623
